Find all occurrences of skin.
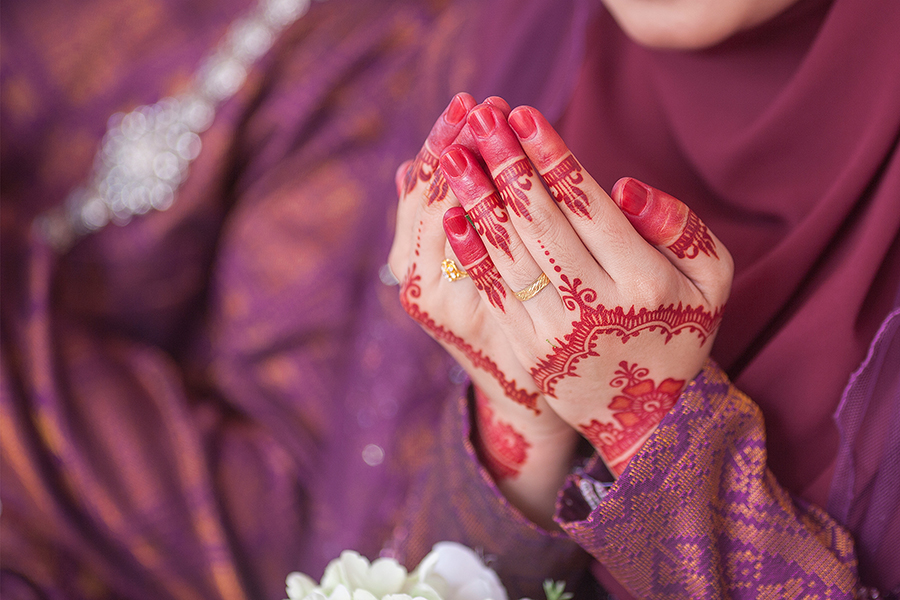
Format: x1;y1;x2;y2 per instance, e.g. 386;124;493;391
601;0;804;49
442;103;731;476
388;95;578;529
391;96;733;525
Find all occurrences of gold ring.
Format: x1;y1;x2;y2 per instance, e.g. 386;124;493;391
514;272;551;301
441;259;469;281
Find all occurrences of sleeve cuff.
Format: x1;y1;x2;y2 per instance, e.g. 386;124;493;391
554;360;860;598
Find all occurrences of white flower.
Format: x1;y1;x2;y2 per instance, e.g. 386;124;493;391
320;551;409;597
411;542;508;600
284;542;509;600
286;572;319;599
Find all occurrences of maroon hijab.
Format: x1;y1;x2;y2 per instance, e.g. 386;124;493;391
550;0;900;503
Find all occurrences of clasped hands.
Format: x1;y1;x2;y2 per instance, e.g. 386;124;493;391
388;93;732;525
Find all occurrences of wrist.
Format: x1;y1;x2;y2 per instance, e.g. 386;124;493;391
470;385;578;529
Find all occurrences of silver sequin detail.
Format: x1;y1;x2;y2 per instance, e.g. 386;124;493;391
35;0;321;251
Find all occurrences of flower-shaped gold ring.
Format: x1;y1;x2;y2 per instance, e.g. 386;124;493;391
441;259;469;282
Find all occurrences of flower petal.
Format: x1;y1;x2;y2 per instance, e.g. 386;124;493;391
416;542;507;600
286;572;320;599
368;557;408;594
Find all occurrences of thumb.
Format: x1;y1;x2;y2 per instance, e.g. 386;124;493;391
611;177;733;304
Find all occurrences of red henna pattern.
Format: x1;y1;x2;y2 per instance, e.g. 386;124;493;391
543;156;591;219
402;148;440;197
494;159;534;221
475;390;530;480
467;257;506;312
530;274;722;397
468;192;513;259
400;264;540;413
667;210;718;259
580;362;684;474
424;168;450;205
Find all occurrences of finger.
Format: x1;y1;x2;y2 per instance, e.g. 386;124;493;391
401;92;477;198
452;96;512;159
416;93;486;208
389;93;476;280
483;96;512;113
611;177;733;304
440;143;564;320
395;159;413;197
443;207;517;315
509;106;655;280
467;103;613;296
423;96;510;231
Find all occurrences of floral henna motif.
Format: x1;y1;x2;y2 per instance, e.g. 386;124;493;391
543;156;591;219
402;148;440;197
400;264;540;413
474;390;530;480
580;361;685;475
494;159;534;221
467;257;506;312
667;210;718;259
530;274;723;397
424;168;449;205
467;192;513;259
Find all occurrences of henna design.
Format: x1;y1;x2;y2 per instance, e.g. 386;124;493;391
467;192;513;259
424;167;449;205
580;362;684;475
667;210;718;259
530;274;722;397
400;264;540;413
494;159;534;221
467;257;506;312
475;390;530;480
402;148;440;197
543;156;591;219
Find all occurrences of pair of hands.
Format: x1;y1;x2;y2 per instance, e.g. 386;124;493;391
388;93;732;524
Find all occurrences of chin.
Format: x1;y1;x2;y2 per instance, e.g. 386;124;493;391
601;0;796;50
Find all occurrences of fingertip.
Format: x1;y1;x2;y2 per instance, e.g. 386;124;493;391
442;206;469;237
508;106;538;140
427;94;477;152
467;103;501;139
611;177;686;248
611;177;648;217
483;96;511;116
439;144;473;179
445;92;477;125
511;106;568;169
442;206;486;266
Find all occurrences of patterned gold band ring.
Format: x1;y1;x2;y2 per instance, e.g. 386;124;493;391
514;272;551;302
441;259;469;281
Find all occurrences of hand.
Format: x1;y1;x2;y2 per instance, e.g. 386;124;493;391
388;95;579;526
440;102;733;476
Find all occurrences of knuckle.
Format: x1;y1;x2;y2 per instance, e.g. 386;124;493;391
627;269;672;308
522;207;563;249
711;249;735;304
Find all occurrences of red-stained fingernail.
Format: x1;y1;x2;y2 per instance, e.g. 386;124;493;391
509;108;536;140
619;178;649;216
484;96;511;114
443;208;469;237
441;147;468;178
469;106;496;138
445;95;467;125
